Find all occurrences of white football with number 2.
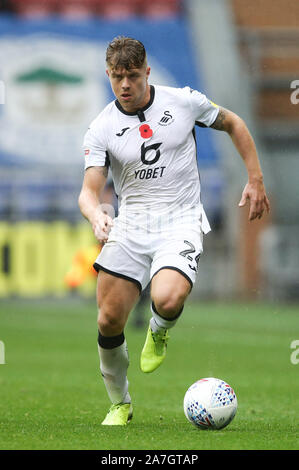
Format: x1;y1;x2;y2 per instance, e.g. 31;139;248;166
184;377;237;430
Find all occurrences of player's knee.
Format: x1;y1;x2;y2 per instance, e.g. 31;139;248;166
97;307;124;336
153;291;185;318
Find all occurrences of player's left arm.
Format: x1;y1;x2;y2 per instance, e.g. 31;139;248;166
210;107;270;221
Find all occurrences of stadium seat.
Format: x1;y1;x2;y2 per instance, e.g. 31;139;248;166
95;0;139;19
58;0;97;19
11;0;58;17
231;0;299;28
141;0;181;18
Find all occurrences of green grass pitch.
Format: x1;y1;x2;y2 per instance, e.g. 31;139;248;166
0;299;298;450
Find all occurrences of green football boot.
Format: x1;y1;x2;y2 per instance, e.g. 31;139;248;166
101;403;133;426
140;325;169;373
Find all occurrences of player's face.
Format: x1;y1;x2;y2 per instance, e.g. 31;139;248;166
106;64;151;112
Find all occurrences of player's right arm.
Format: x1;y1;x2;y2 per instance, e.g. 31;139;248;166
78;166;113;243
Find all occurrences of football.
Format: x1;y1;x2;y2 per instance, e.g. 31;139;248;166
183;377;237;430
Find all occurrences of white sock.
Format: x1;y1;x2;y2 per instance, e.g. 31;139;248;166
97;333;131;405
149;302;183;333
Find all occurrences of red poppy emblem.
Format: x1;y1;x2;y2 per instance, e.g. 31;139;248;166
139;124;153;139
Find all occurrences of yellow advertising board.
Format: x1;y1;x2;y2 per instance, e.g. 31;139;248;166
0;221;98;297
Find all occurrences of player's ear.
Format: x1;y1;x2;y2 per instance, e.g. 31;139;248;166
106;69;110;78
146;66;151;79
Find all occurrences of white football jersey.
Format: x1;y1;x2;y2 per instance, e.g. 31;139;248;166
83;85;219;233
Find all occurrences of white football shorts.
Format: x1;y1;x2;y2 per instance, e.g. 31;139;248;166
93;211;207;292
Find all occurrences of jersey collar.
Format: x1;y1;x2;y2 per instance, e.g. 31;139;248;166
115;85;155;122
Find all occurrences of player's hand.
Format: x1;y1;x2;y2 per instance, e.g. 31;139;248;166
238;178;270;221
91;208;113;243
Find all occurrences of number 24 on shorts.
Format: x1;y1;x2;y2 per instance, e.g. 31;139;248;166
179;240;201;272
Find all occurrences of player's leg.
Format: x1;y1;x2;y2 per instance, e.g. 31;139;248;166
151;268;191;319
131;284;150;329
141;222;203;373
96;270;140;424
140;269;191;373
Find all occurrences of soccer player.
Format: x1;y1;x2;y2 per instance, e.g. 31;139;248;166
78;37;270;425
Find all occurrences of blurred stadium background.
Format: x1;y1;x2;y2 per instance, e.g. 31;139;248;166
0;0;298;303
